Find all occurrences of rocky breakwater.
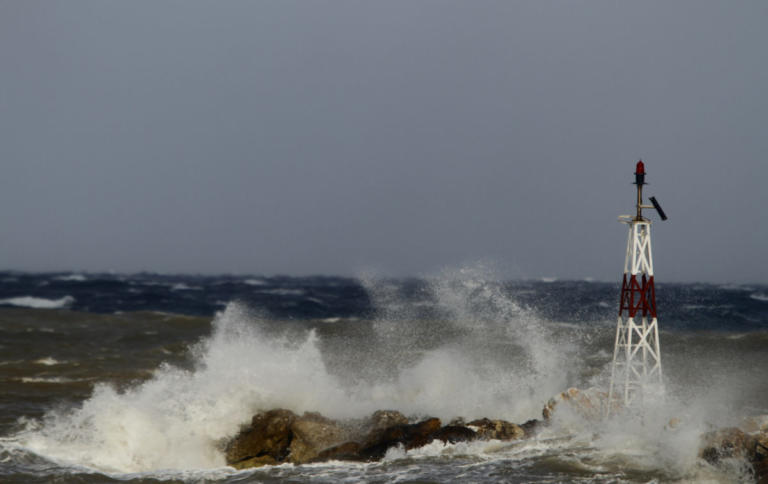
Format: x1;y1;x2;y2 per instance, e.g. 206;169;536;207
541;388;768;481
224;408;541;469
698;418;768;483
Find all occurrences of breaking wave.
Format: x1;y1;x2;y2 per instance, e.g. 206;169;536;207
0;295;75;309
3;265;765;482
8;267;571;474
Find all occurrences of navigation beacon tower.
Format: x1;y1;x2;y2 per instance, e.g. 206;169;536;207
608;160;668;410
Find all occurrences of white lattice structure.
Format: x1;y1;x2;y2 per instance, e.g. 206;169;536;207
607;161;666;411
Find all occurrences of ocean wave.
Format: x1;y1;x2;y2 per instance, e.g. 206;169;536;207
53;274;87;282
243;279;266;286
750;293;768;302
19;377;86;384
170;283;201;291
0;295;74;309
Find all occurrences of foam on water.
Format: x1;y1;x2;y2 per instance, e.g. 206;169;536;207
0;295;75;309
53;274;87;282
4;266;763;481
9;267;569;474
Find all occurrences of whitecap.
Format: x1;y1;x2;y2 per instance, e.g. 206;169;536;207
749;293;768;302
33;357;62;366
243;279;266;286
54;274;87;282
19;377;83;384
170;283;201;291
0;295;75;309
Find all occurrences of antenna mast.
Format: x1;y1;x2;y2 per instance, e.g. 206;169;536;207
608;160;668;411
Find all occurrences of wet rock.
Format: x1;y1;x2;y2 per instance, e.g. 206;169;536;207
738;415;768;434
225;408;538;468
368;410;409;430
699;427;768;482
468;418;525;441
225;408;296;466
359;417;442;460
430;425;477;444
288;412;351;464
230;455;277;470
449;417;466;426
314;441;363;462
520;419;545;437
753;431;768;483
543;387;610;422
700;427;757;464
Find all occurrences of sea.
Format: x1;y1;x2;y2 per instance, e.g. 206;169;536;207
0;269;766;483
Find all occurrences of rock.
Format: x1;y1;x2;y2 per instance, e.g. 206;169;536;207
225;408;296;466
314;441;363;462
468;418;525;441
225;408;538;468
699;427;768;482
449;417;466;426
738;415;768;434
430;425;477;444
754;431;768;483
368;410;409;430
520;419;545;437
543;387;609;422
359;417;442;460
230;455;277;470
401;417;443;449
699;427;757;464
288;412;351;464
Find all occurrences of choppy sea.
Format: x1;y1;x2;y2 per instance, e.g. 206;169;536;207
0;270;766;483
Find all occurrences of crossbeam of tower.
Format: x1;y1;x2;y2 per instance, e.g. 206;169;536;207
608;161;668;411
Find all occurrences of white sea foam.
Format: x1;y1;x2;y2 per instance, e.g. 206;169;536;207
33;357;62;366
20;377;83;384
170;283;201;291
0;295;74;309
14;303;351;472
12;266;571;474
54;274;87;282
750;293;768;302
243;279;266;286
7;265;759;480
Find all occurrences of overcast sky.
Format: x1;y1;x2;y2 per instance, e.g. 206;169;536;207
1;1;766;282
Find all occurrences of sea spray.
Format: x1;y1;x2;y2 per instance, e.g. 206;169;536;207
15;303;352;472
12;269;574;473
362;265;575;420
5;270;765;481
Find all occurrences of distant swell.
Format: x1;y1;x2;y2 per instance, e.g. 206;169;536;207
0;295;75;309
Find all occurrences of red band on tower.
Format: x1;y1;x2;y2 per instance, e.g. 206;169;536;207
618;273;657;318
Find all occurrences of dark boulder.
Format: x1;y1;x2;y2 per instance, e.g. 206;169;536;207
288;412;351;464
430;425;477;444
468;418;525;441
700;427;757;464
359;418;442;460
520;419;545;437
225;408;296;467
314;441;364;462
225;408;539;469
699;427;768;482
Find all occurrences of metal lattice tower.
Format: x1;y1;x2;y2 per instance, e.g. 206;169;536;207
608;161;668;410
